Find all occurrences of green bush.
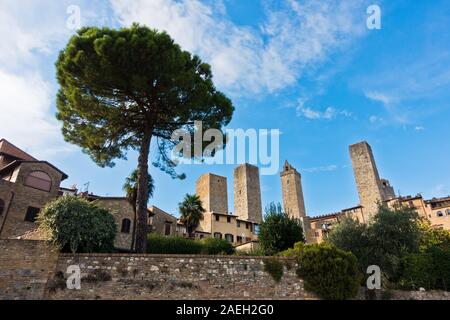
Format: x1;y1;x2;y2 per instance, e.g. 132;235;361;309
147;234;203;254
263;258;284;282
279;242;305;258
38;196;117;253
296;243;361;300
201;237;235;255
401;245;450;291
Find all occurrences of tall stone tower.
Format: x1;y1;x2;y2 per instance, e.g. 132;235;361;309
233;163;262;224
349;141;385;220
196;173;228;214
280;161;313;242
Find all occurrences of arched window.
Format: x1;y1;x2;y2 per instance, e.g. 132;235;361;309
0;198;5;216
25;171;52;192
437;211;444;217
121;219;131;233
214;232;222;239
225;234;234;243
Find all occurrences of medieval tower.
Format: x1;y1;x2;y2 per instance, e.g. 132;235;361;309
349;141;395;220
196;173;228;214
280;161;313;242
233;163;263;223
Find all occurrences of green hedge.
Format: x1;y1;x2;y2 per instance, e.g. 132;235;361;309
146;234;235;255
147;234;203;254
296;243;361;300
201;237;234;255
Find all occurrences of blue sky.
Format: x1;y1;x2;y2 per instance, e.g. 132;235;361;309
1;0;450;218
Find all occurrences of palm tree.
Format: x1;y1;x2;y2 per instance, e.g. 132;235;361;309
123;169;155;251
179;194;205;238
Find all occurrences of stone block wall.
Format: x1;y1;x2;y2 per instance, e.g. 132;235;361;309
0;240;58;299
49;254;313;300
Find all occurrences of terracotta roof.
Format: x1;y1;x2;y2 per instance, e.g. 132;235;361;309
0;139;37;161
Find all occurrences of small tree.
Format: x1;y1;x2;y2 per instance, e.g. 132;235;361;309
179;194;205;238
56;24;234;252
38;196;117;253
328;205;421;283
258;202;305;255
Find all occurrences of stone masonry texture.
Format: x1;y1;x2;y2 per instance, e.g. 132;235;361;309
349;141;384;220
233;164;262;224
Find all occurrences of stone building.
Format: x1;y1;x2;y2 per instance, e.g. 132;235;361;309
233;163;262;224
0;138;179;251
309;141;450;243
0;139;68;239
195;168;261;247
280;161;314;242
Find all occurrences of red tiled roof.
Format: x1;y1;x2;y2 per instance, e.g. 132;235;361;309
0;139;37;161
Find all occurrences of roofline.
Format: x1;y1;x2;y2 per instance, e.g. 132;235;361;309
0;160;68;181
0;138;37;161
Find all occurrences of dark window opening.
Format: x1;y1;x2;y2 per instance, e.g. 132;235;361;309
24;207;40;222
225;234;234;243
227;216;231;223
164;222;172;236
121;218;131;233
237;236;243;243
237;220;241;228
215;215;220;221
246;223;249;229
214;232;222;239
0;198;4;216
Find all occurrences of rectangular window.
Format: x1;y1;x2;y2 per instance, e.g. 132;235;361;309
215;215;220;221
246;223;249;229
227;216;231;223
24;207;40;222
249;224;253;232
237;236;242;243
164;222;171;236
237;220;241;228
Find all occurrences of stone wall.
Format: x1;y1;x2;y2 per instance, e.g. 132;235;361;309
0;240;59;299
49;254;312;300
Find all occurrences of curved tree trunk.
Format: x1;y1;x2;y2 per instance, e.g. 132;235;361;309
134;125;153;253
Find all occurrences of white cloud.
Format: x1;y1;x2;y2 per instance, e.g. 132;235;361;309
303;164;338;173
364;91;393;106
0;70;74;158
414;126;425;131
296;97;352;120
110;0;369;96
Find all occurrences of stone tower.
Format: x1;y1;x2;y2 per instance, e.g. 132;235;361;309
280;161;313;242
349;141;386;220
233;163;262;224
196;173;228;214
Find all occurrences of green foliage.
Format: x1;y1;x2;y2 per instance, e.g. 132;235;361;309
179;194;206;237
328;205;420;282
123;169;155;206
147;234;203;254
401;245;450;291
146;234;235;255
263;258;284;283
278;241;305;258
417;218;450;251
37;196;117;253
296;243;361;300
258;202;305;255
56;24;234;171
201;237;235;255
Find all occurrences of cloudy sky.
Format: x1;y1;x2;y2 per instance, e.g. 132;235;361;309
1;0;450;217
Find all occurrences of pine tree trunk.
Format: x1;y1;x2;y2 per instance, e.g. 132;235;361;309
134;125;153;253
